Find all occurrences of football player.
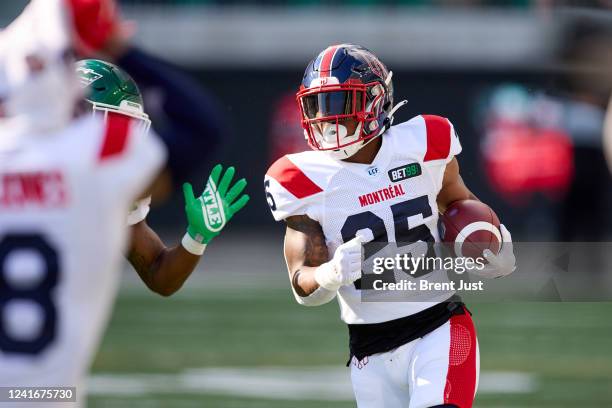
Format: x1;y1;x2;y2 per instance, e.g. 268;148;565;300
264;44;516;408
76;59;249;296
0;0;165;404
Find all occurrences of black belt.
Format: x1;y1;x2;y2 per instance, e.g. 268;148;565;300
347;295;468;365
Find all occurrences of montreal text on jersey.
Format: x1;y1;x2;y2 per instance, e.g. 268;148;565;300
358;184;406;207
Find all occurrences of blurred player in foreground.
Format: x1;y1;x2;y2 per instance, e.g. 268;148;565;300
0;0;163;404
264;44;516;407
77;59;249;296
0;0;248;405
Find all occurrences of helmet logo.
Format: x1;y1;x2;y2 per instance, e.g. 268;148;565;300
76;67;102;88
308;76;339;88
352;47;386;79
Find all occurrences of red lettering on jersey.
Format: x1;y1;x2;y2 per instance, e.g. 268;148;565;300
267;156;323;199
0;171;67;208
358;184;406;207
372;191;381;204
99;112;131;161
423;115;451;162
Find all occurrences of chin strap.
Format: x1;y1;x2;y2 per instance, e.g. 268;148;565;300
380;71;408;128
386;99;408;128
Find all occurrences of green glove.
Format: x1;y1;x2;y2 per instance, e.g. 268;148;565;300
181;164;249;253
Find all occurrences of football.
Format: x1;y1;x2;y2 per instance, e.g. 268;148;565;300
440;199;501;259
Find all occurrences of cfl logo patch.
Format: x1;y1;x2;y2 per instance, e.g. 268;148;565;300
367;166;379;176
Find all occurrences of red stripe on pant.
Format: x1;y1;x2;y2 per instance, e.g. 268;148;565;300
444;310;477;408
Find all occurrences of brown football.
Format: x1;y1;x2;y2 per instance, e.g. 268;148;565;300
441;199;501;259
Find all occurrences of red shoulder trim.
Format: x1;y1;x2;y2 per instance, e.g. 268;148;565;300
422;115;451;162
267;156;323;199
98;112;131;161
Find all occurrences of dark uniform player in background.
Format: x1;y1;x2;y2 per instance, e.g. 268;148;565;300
77;59;249;296
96;21;227;197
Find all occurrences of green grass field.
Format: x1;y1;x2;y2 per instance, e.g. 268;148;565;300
88;280;612;408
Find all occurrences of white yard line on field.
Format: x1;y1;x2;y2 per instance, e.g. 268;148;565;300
88;367;537;400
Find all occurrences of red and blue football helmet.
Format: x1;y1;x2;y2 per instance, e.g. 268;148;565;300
297;44;401;159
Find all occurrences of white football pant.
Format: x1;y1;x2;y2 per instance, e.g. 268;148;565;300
350;312;479;408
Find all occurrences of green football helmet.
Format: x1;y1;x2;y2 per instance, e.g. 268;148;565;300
76;59;151;132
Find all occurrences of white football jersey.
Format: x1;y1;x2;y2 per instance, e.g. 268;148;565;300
265;115;461;324
0;113;165;404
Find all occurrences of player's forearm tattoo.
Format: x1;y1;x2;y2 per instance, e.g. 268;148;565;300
286;215;329;267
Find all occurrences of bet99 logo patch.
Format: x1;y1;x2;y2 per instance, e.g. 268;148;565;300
388;163;422;183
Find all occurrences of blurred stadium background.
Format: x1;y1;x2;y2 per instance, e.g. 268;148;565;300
3;0;612;406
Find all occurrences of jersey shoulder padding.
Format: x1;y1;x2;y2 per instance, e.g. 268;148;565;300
387;115;462;163
264;151;339;222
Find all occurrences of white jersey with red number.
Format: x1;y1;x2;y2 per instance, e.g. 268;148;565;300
265;115;461;324
0;113;165;403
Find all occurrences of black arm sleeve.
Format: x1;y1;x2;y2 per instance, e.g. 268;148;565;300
117;46;225;184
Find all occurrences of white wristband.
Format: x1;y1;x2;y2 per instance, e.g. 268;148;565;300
292;285;337;307
314;262;341;292
181;232;207;256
